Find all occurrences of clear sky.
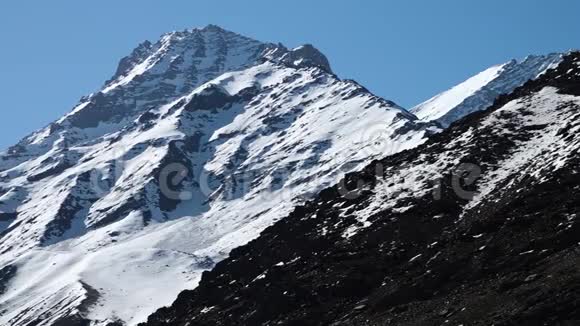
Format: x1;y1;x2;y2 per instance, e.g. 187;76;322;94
0;0;578;150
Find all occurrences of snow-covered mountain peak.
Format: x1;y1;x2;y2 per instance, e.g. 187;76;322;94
0;27;437;326
106;25;332;96
412;52;563;127
1;26;339;176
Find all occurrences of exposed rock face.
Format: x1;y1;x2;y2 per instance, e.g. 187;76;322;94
261;43;333;73
143;52;580;326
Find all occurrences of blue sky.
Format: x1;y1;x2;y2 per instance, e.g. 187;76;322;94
0;0;578;150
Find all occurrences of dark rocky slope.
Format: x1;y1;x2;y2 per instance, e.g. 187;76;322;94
143;51;580;326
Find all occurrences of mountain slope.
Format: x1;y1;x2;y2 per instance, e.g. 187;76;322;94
0;26;438;326
412;53;563;127
143;51;580;326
